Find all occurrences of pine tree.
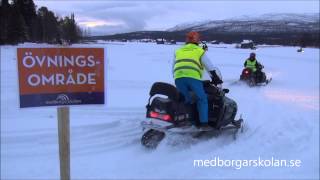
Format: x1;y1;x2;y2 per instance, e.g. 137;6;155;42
59;13;82;44
0;0;10;44
69;13;79;43
37;7;59;43
13;0;37;41
7;3;28;44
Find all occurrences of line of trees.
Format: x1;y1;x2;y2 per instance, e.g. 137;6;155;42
92;30;319;47
0;0;82;45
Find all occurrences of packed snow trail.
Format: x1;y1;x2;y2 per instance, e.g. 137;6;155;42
1;42;319;179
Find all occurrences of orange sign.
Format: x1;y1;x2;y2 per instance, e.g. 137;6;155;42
17;48;105;107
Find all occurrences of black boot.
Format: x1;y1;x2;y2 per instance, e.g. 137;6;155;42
197;123;212;130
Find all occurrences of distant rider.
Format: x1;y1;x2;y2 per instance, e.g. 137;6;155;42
244;52;264;82
173;31;222;128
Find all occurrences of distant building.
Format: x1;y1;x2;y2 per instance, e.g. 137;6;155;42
169;40;176;44
210;40;219;44
240;40;256;49
156;38;165;44
140;39;153;43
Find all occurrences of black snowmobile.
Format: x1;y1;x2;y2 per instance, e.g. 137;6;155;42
239;63;271;87
141;76;244;149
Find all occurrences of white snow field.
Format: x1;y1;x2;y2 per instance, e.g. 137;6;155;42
1;42;319;179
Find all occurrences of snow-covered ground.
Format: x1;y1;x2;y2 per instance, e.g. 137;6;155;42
1;42;319;179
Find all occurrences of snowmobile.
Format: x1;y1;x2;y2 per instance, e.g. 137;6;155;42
141;76;244;149
297;47;304;53
239;63;271;87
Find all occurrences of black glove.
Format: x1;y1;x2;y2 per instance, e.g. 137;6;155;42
209;70;223;85
202;43;208;51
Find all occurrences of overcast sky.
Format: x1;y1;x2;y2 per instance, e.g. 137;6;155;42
35;0;319;36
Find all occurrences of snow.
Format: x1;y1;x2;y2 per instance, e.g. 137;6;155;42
1;42;319;179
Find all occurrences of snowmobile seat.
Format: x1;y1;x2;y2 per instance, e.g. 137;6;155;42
149;82;180;101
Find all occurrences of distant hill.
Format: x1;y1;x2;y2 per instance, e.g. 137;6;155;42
88;13;320;47
168;13;319;33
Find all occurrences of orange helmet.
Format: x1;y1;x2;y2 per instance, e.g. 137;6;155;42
186;31;200;43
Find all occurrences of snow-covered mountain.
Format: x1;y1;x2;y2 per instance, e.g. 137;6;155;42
232;13;319;22
167;13;319;33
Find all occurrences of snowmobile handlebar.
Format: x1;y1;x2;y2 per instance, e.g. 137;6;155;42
257;63;264;70
203;80;229;95
223;88;229;93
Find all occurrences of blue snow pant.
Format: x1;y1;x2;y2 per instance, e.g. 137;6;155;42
175;77;208;124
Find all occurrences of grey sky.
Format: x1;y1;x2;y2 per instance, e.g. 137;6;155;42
34;1;319;35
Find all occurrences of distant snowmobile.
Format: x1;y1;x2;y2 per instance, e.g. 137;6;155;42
297;47;304;53
141;74;244;149
239;63;271;87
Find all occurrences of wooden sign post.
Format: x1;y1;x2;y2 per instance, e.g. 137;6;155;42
57;106;70;180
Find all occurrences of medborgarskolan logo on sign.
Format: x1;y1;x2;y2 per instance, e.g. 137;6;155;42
17;48;105;108
56;94;70;102
45;94;82;105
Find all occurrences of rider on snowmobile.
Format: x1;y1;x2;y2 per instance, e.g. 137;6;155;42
172;31;222;128
244;52;264;82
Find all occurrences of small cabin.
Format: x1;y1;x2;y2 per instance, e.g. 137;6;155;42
140;39;153;43
210;40;219;44
156;38;165;44
240;40;256;49
169;40;176;44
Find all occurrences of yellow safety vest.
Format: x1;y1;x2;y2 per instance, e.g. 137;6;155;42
174;43;205;80
245;59;257;72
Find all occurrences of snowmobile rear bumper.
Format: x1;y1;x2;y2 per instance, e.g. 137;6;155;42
141;119;174;132
142;118;244;134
